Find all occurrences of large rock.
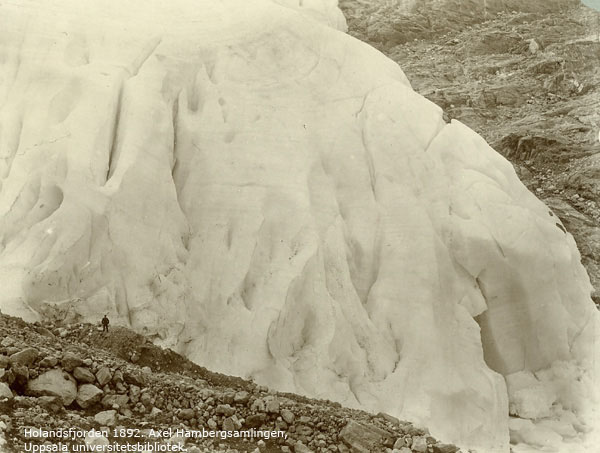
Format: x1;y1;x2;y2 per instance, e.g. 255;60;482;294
215;404;235;416
281;409;295;424
26;369;77;405
39;357;59;368
339;420;394;453
294;441;314;453
101;394;130;409
0;369;14;386
178;408;195;420
95;367;113;387
61;353;83;372
432;444;460;453
0;1;597;451
245;414;267;428
94;410;117;426
233;391;250;404
76;384;104;408
0;382;13;399
73;367;96;384
265;396;280;414
411;437;428;453
377;412;400;427
123;370;145;386
9;348;38;367
11;364;30;389
85;431;110;449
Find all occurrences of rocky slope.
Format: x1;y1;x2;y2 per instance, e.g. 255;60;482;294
340;0;579;46
0;1;598;451
0;313;460;453
340;1;600;305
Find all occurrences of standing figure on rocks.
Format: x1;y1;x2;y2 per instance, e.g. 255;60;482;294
101;315;109;332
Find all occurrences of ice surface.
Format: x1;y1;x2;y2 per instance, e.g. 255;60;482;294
0;1;598;451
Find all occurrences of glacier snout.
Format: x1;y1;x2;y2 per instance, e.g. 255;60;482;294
0;0;597;451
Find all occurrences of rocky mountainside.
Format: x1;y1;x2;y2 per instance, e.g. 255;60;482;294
340;0;579;45
0;1;598;452
0;314;460;453
340;0;600;305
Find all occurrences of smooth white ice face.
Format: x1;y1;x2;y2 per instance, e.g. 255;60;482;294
0;1;597;451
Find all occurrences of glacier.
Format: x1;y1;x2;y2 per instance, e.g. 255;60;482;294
0;0;598;451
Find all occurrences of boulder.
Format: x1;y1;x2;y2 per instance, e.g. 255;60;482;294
123;370;144;386
250;398;265;412
339;420;394;453
95;367;112;387
265;396;280;414
26;369;77;405
38;357;59;368
73;367;96;384
178;408;195;420
281;409;295;424
377;412;400;427
85;431;110;448
245;414;266;428
11;364;29;388
275;419;288;431
94;410;117;426
167;433;186;449
221;391;235;405
0;382;13;399
0;355;8;369
393;438;407;449
76;384;104;408
411;436;428;453
61;352;83;372
129;385;141;404
101;394;130;409
222;415;241;431
34;326;55;338
216;404;235;416
140;392;153;407
222;417;235;431
294;441;314;453
432;444;460;453
295;425;313;437
111;370;124;384
9;348;38;367
233;391;250;404
1;369;15;385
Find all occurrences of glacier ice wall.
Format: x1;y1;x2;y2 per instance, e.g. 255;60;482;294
0;0;597;451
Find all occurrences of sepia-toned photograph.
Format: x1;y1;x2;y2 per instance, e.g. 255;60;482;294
0;1;598;452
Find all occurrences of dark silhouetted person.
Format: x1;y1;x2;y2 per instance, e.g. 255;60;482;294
102;315;110;332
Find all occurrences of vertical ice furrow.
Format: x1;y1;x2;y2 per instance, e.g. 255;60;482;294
104;83;123;183
129;36;162;77
0;29;24;108
0;114;23;180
